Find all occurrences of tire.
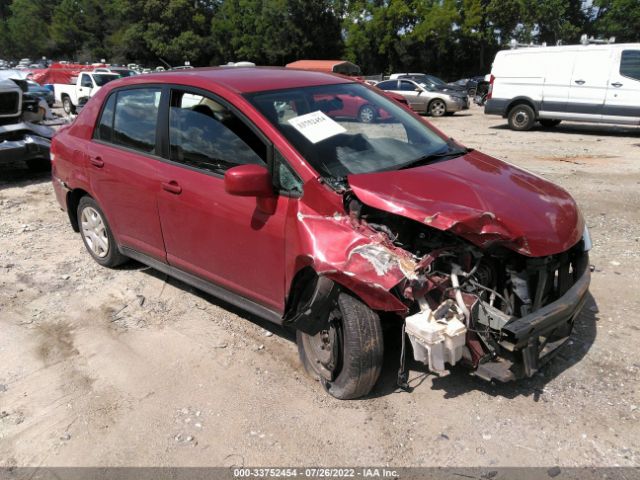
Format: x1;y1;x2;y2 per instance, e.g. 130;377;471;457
357;104;377;123
428;99;447;117
297;292;383;400
62;96;76;115
539;119;561;128
77;196;127;268
507;103;536;131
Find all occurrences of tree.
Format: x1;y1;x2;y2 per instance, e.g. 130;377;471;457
593;0;640;42
7;0;58;58
211;0;343;66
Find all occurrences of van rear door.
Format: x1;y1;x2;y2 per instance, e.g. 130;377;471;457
568;49;612;120
603;49;640;125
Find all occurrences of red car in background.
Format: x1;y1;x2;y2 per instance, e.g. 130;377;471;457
51;67;591;399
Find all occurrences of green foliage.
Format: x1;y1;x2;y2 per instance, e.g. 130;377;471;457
594;0;640;42
0;0;635;80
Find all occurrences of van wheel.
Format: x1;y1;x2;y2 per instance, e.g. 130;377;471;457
77;196;127;268
540;119;561;128
297;292;383;400
508;104;535;131
62;96;75;115
428;99;447;117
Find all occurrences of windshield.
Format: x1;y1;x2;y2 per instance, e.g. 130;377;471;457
247;83;449;179
93;74;119;86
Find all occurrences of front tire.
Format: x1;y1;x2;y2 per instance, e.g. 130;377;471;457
62;96;75;115
297;292;383;400
508;104;536;131
428;99;447;117
77;196;127;268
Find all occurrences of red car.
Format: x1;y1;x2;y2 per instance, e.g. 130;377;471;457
51;67;591;399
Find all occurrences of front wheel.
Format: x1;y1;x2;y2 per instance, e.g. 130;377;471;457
428;99;447;117
297;292;383;399
62;96;76;115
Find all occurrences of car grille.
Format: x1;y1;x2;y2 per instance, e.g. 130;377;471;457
0;91;20;116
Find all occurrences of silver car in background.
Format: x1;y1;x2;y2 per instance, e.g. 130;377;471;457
376;78;469;117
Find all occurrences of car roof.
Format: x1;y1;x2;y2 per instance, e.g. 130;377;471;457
109;66;353;94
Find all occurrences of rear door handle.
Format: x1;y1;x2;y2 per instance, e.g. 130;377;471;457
611;82;623;88
89;156;104;168
574;79;585;85
162;181;182;194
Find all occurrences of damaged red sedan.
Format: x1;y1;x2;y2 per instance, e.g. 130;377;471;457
51;68;591;399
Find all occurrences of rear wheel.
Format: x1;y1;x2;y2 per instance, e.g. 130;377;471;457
539;119;561;128
428;99;447;117
297;292;383;399
77;196;127;268
507;104;536;131
357;104;377;123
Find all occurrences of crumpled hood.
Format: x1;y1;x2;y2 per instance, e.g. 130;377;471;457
347;150;584;257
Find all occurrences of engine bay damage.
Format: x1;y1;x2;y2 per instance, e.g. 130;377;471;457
287;189;591;384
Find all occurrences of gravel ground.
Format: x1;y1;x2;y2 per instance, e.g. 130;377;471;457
0;105;639;468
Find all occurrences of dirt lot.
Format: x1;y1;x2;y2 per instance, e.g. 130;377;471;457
1;106;639;468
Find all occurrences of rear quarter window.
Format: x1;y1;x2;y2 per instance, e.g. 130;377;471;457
94;93;116;142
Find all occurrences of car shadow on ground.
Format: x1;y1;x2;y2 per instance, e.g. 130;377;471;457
119;260;598;402
136;263;295;342
0;162;51;191
490;122;640;138
368;292;598;401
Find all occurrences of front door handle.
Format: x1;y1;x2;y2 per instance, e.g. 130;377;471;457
89;156;104;168
611;82;623;88
574;79;585;85
162;181;182;195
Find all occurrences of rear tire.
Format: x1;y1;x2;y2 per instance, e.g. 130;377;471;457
357;104;377;123
539;119;561;128
507;104;536;131
77;196;127;268
297;292;383;400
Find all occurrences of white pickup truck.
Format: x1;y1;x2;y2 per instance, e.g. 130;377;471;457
54;71;120;114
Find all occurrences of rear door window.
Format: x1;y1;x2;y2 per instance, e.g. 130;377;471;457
620;50;640;81
168;90;265;174
112;88;161;154
376;80;397;90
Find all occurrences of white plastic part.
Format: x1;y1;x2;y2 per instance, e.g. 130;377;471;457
405;300;468;375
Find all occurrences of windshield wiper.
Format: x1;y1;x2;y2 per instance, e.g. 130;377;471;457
398;146;471;170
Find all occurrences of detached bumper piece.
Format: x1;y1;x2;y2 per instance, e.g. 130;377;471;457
475;253;590;382
0;122;53;165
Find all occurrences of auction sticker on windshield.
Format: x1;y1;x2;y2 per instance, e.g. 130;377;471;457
288;110;347;144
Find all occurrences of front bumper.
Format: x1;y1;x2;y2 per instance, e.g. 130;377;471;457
474;253;591;382
445;96;469;112
0;122;54;165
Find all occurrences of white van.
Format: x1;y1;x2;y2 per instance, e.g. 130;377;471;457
485;43;640;130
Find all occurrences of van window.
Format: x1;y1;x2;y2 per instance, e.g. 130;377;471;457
620;50;640;81
168;90;265;174
94;93;116;142
112;88;161;154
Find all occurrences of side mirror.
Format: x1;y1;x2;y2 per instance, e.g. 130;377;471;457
224;164;273;197
414;87;422;92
